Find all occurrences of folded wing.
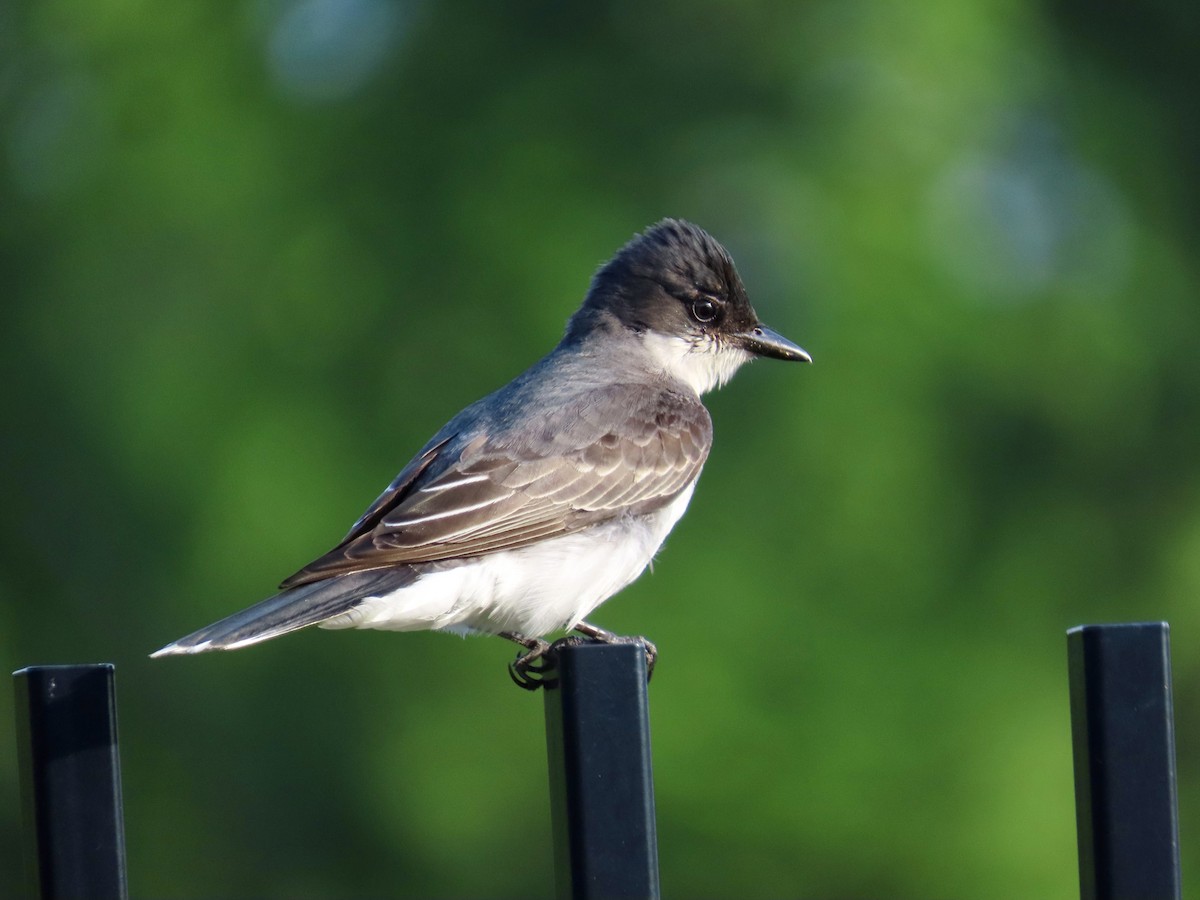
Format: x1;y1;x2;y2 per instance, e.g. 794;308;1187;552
280;384;712;587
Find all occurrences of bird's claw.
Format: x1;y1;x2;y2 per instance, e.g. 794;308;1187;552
507;637;553;691
508;636;588;690
611;634;657;680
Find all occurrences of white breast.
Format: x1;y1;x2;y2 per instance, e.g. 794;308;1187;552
319;482;697;638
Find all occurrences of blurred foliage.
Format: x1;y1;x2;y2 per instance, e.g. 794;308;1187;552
3;0;1200;896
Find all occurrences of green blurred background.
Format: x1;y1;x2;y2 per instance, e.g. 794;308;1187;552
3;0;1199;896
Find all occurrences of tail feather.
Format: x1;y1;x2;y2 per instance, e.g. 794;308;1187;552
151;568;418;657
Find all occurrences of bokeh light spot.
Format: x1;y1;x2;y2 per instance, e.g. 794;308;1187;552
266;0;405;103
925;116;1132;305
6;74;107;199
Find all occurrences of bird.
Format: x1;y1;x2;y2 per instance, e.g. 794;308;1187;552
152;219;810;687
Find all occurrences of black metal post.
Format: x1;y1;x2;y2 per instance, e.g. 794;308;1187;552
1067;623;1181;900
14;664;129;900
543;642;660;899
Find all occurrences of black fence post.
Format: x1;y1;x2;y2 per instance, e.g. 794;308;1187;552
543;642;660;899
1067;623;1182;900
13;664;129;900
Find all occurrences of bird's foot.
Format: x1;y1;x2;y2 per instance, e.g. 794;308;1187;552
573;622;658;681
501;627;657;690
501;631;555;691
502;632;589;691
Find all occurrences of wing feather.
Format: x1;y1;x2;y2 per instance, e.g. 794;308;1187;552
281;386;712;586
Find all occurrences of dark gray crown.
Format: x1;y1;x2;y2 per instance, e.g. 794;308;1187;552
566;219;757;340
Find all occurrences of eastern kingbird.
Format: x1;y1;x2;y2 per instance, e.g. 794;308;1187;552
152;219;809;685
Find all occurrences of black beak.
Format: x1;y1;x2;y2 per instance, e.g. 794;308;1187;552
734;324;812;362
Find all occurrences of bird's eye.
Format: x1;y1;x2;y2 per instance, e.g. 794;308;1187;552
690;297;719;323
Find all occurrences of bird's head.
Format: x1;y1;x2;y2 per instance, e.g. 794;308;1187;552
566;219;810;394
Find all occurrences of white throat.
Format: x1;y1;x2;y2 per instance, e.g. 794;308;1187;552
640;332;753;395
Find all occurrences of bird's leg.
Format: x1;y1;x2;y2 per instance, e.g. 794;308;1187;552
572;621;658;680
500;631;554;691
571;621;616;642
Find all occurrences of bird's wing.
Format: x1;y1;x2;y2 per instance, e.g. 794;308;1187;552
279;385;712;587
